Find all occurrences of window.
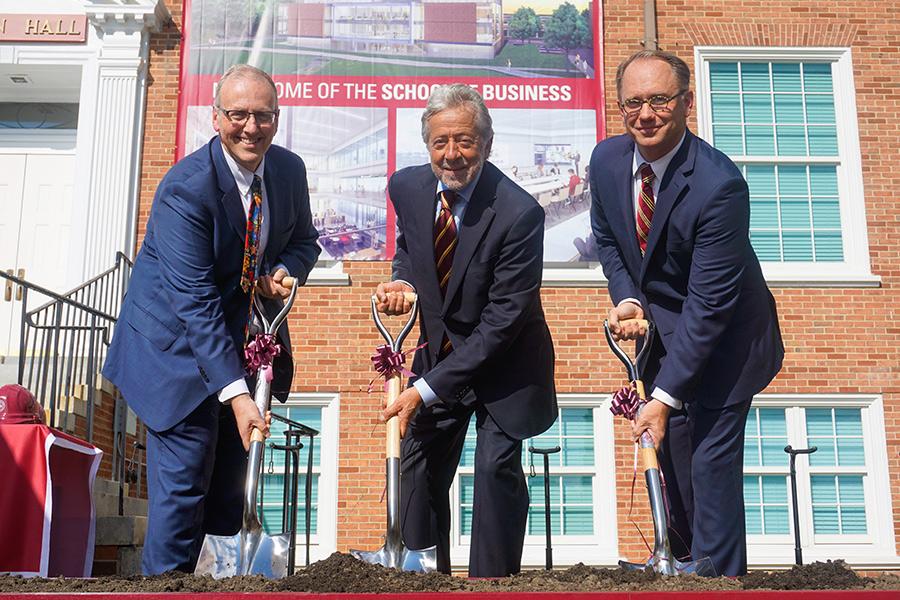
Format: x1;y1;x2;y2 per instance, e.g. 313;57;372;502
695;48;876;285
742;395;896;566
450;395;619;568
259;393;339;564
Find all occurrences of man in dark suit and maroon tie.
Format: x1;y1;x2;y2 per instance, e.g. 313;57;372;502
376;84;558;577
589;50;784;576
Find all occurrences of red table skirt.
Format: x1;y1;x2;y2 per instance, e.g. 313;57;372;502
0;423;102;577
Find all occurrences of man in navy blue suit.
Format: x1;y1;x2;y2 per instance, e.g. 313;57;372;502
376;85;557;576
589;50;783;576
103;65;320;575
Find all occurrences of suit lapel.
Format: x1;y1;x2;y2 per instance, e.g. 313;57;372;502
639;132;696;283
407;167;443;304
261;157;281;270
613;144;643;273
441;164;496;314
211;139;247;242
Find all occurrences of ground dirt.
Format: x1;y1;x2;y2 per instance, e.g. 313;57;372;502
1;554;898;593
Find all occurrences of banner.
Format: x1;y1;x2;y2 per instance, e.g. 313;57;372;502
176;0;604;262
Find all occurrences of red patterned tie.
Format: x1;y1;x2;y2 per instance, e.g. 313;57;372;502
241;175;263;340
637;163;655;255
434;190;457;356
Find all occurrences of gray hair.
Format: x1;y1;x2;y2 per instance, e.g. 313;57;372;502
421;84;493;144
615;50;691;99
213;64;279;110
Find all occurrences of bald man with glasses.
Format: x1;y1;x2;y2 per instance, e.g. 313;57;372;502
589;50;783;576
104;64;320;575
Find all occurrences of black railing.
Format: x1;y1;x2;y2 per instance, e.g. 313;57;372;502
1;253;134;486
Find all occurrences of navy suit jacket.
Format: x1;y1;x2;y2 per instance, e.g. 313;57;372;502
103;138;321;432
590;131;783;408
390;162;557;440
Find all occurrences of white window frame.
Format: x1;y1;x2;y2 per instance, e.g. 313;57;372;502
694;47;877;287
746;394;899;569
265;392;340;564
448;394;620;569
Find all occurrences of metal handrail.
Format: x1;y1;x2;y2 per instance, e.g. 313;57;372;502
1;253;136;496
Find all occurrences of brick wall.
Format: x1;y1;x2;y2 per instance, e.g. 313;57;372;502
135;0;899;564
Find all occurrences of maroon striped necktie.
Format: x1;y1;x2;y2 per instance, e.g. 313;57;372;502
637;163;655;255
434;189;457;356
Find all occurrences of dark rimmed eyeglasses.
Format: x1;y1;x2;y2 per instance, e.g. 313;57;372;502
619;90;687;115
216;107;279;126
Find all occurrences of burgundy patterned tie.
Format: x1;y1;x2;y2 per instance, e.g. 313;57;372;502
637;163;655;255
434;189;457;356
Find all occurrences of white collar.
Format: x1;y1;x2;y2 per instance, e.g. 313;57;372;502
632;132;687;180
220;141;266;197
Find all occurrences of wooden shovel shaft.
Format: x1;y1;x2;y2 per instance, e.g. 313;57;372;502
386;375;401;459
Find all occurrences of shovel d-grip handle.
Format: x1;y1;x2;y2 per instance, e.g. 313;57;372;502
604;318;658;469
371;290;419;459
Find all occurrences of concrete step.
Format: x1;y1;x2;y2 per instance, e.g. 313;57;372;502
93;491;148;518
94;515;147;546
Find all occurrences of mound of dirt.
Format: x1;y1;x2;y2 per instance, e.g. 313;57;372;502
0;553;897;594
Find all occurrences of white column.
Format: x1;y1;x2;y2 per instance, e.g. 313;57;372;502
79;0;168;279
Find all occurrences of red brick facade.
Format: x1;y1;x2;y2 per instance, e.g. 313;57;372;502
136;0;899;565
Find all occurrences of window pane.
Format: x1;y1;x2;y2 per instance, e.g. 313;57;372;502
811;475;838;503
744;438;761;467
562;408;593;436
764;505;790;534
808;126;838;156
776;125;807;155
745;506;763;535
712;93;741;122
805;95;836;124
750;231;782;261
812;198;841;229
743;94;773;123
562;475;593;503
782;230;813;261
803;63;833;93
835;409;863;435
780;198;811;229
746;164;777;195
840;507;867;534
562;437;594;466
806;409;834;436
710;62;739;91
774;94;804;122
778;165;809;196
761;475;787;503
772;63;802;92
813;506;840;534
745;125;775;155
809;165;838;195
759;408;787;436
761;436;788;466
741;63;771;92
460;474;475;504
713;124;744;154
563;506;593;535
461;506;474;535
813;230;844;261
837;475;865;503
837;437;865;466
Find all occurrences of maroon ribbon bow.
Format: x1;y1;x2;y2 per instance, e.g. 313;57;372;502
367;342;426;392
610;384;643;421
244;333;282;376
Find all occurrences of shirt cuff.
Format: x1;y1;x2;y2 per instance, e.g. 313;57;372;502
651;386;682;411
618;298;642;308
273;263;290;277
413;377;441;407
218;378;249;404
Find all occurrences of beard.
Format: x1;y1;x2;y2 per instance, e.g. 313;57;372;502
432;158;484;191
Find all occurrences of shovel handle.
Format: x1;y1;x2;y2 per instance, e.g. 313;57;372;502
250;427;265;444
282;276;296;288
386;375;401;459
619;318;649;329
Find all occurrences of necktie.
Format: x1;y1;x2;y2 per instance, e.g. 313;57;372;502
637;163;655;255
433;189;458;356
241;175;263;339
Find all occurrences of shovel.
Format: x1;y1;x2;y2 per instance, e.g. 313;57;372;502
349;291;437;573
605;318;716;577
194;277;300;579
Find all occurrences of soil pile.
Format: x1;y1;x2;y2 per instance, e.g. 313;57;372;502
0;554;897;594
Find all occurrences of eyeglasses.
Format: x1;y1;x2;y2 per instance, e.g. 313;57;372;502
619;90;687;115
216;107;278;126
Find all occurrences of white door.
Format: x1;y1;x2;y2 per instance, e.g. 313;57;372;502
0;152;76;361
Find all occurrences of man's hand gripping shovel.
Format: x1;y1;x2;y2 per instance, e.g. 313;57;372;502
349;290;437;573
605;318;716;577
194;278;300;579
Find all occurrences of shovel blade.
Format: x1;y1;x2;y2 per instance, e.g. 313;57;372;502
195;530;291;579
619;554;717;578
350;543;437;573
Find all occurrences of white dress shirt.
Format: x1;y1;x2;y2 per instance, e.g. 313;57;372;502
620;133;686;410
218;145;269;404
399;168;483;408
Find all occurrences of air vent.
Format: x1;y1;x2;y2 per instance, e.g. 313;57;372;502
9;75;32;84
